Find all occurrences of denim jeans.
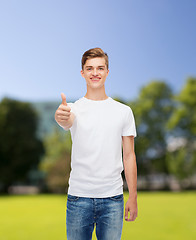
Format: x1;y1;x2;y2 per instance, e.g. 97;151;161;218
66;194;124;240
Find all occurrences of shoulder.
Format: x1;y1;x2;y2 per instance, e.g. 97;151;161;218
110;98;132;113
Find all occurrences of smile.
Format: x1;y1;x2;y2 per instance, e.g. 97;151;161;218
91;78;101;82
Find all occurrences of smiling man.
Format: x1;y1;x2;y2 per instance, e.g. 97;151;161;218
55;47;138;240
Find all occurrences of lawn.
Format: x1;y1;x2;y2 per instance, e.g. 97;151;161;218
0;191;195;240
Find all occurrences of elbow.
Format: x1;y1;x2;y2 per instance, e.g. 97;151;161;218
123;152;136;162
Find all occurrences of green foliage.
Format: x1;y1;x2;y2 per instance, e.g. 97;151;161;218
166;148;196;180
129;81;174;175
167;77;196;139
166;78;196;181
0;98;44;191
39;127;72;193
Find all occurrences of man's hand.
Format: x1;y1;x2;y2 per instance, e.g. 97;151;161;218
125;197;138;221
55;93;72;129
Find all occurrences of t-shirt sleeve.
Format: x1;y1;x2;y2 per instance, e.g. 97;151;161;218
122;107;137;137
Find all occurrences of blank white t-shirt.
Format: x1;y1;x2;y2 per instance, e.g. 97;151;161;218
63;96;136;198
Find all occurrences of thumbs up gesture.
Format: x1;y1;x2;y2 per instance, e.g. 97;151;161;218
55;93;73;129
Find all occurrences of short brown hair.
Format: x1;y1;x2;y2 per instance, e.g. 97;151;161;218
81;47;109;70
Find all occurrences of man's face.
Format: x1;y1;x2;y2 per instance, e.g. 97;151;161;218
81;57;109;89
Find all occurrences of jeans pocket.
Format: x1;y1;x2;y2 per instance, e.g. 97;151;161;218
109;194;124;201
67;194;80;202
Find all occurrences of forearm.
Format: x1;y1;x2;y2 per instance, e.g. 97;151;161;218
123;153;137;200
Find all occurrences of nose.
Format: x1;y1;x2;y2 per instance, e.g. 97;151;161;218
92;68;98;76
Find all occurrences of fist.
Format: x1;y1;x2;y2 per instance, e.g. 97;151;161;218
55;93;71;124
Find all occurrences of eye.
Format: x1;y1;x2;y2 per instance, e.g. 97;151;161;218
99;68;104;70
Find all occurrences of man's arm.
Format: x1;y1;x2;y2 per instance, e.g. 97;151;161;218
122;135;138;221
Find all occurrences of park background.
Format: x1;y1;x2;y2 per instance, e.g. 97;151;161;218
0;0;196;239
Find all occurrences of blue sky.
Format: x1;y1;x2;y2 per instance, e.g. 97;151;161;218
0;0;196;103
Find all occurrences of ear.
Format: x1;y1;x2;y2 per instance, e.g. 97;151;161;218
107;69;109;76
80;69;84;78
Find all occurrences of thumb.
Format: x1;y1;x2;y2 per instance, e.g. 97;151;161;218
61;93;67;106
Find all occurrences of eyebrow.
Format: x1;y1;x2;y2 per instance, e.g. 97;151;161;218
85;65;105;68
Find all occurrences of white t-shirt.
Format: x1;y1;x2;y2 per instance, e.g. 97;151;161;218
63;96;137;198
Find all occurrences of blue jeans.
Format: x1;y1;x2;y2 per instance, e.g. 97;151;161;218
66;194;124;240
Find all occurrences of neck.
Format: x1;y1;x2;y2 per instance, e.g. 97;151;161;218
84;87;108;101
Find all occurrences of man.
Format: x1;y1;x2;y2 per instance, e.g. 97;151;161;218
55;47;138;240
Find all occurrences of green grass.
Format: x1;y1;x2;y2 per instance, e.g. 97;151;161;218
0;191;195;240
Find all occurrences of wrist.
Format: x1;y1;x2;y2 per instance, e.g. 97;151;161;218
128;192;137;200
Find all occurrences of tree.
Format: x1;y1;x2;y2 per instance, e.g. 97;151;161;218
0;98;44;193
166;77;196;185
167;77;196;140
39;127;72;193
166;148;196;182
129;81;174;176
